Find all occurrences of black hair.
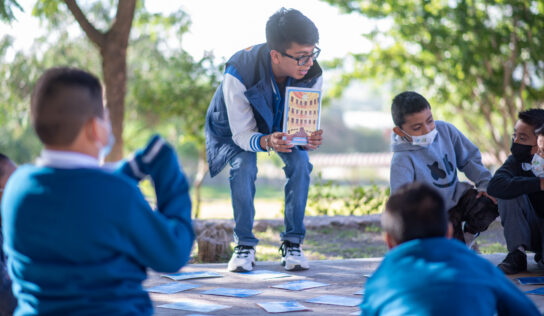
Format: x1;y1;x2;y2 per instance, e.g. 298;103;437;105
31;67;104;146
391;91;431;128
382;182;447;244
266;8;319;52
519;109;544;133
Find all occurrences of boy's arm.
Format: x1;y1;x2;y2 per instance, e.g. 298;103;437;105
118;135;195;272
495;270;540;316
451;126;491;191
488;155;541;199
390;154;415;193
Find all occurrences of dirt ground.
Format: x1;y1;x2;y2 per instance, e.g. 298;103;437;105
192;218;507;263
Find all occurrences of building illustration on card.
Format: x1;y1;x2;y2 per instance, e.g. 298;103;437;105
282;86;322;145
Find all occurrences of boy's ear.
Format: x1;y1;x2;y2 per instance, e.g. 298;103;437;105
384;232;397;250
270;50;281;65
446;222;454;239
84;117;101;143
392;126;405;137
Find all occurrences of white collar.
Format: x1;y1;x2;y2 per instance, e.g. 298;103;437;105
36;149;100;169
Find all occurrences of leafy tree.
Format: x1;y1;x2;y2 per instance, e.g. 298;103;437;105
33;0;137;161
126;10;220;217
0;5;220;217
0;0;21;21
322;0;544;159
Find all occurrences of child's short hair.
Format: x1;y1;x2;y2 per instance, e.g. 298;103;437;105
391;91;431;127
266;8;319;53
31;67;104;146
382;182;447;244
519;109;544;132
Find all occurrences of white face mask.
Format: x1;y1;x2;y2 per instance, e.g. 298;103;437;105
402;128;438;147
97;119;115;162
531;154;544;177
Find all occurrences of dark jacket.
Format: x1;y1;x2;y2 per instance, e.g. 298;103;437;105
488;155;544;216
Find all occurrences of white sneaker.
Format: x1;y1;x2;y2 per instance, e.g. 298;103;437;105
280;241;309;271
227;245;255;272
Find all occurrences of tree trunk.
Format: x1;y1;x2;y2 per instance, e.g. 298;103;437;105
101;42;127;161
63;0;136;161
192;147;209;219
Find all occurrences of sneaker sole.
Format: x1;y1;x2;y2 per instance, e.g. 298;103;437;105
281;261;309;271
228;262;255;273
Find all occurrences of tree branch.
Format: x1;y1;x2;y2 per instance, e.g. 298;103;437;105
108;0;136;45
63;0;105;47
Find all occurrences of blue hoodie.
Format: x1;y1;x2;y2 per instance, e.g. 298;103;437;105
361;238;540;316
390;120;491;211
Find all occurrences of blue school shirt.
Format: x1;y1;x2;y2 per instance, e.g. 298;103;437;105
361;238;540;316
1;149;194;315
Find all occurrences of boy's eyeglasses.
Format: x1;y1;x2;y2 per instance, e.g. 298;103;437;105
280;47;321;66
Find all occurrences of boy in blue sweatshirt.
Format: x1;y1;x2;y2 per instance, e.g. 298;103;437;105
390;91;498;246
1;67;194;315
361;182;540;316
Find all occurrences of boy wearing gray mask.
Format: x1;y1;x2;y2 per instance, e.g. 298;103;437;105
390;91;498;248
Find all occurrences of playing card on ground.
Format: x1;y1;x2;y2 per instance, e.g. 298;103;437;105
145;282;199;294
257;301;310;313
271;280;328;291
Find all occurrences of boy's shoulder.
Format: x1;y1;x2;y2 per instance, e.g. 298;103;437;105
435;120;461;136
10;164;140;194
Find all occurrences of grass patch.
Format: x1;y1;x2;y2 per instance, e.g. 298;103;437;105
479;242;507;254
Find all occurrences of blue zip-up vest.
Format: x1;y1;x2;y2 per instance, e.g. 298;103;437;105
205;43;322;177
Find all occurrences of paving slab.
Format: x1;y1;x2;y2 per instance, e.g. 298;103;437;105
146;253;544;315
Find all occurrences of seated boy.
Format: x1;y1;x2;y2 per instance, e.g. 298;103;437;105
360;182;539;316
0;153;17;316
1;67;194;315
390;91;498;246
488;109;544;274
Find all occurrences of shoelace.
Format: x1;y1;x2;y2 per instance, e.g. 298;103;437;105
234;245;253;258
279;242;301;257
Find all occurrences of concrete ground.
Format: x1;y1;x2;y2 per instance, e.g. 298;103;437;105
146;254;544;315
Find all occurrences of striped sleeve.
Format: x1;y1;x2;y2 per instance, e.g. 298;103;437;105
222;65;266;152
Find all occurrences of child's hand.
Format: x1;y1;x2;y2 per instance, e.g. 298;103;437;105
477;191;497;205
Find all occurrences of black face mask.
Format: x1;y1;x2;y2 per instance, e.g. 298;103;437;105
510;142;534;163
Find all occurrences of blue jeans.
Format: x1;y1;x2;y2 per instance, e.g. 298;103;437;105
228;148;313;246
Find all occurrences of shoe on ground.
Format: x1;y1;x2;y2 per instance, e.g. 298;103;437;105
498;249;527;275
279;241;309;271
227;245;255;272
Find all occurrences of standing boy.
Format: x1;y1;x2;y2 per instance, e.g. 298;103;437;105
389;91;498;246
205;8;323;272
488;109;544;274
361;182;539;316
1;67;194;315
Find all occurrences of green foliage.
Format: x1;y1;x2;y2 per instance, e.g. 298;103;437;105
322;0;544;159
307;173;390;216
0;0;22;22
